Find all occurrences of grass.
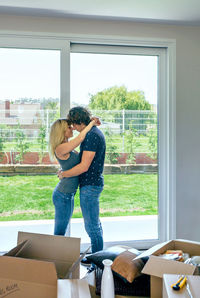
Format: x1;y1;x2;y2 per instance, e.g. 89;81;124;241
0;174;158;221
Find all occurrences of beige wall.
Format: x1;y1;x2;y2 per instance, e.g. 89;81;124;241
1;14;200;241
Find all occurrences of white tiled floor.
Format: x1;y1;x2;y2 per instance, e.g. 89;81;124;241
0;215;157;252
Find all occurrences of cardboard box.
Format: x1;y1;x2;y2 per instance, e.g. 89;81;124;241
0;232;91;297
17;231;81;279
0;255;57;298
0;256;91;298
137;239;200;298
163;274;200;298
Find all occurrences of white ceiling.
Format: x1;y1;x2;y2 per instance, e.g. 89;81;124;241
0;0;200;25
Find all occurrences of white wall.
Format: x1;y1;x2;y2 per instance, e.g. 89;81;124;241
0;14;200;241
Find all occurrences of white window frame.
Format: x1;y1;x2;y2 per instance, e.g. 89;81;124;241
0;31;176;250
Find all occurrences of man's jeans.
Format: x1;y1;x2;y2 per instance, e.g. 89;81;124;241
53;188;75;236
80;185;104;253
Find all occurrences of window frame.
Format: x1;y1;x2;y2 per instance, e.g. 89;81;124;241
0;31;176;249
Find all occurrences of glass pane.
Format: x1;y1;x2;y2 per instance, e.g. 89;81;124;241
0;48;60;251
70;52;158;246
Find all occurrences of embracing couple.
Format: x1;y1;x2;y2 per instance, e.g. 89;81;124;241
49;106;106;266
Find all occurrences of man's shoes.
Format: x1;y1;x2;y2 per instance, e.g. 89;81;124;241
81;257;91;267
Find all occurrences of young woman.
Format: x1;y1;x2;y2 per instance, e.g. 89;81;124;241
49;118;99;236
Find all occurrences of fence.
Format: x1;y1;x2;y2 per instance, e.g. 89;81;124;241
0;109;157;164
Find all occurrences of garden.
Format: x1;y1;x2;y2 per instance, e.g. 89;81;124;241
0;110;158;221
0;87;158;221
0;110;157;166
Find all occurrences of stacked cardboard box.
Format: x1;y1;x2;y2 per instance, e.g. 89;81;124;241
0;231;91;298
138;239;200;297
1;235;200;298
85;239;200;298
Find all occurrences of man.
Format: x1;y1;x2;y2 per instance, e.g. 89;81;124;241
58;106;106;264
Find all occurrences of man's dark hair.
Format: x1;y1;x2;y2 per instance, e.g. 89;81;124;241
67;106;91;125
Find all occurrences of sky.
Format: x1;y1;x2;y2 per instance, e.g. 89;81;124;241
71;53;157;105
0;48;157;105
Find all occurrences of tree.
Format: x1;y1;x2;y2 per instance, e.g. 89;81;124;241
124;121;141;164
147;127;157;160
89;86;151;110
0;135;4;163
14;123;30;163
44;100;60;126
104;129;120;164
44;101;58;110
37;125;47;163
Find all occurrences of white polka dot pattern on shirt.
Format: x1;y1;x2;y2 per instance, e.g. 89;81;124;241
79;128;105;187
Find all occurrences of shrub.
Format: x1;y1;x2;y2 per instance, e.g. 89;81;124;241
37;125;47;163
14;123;30;163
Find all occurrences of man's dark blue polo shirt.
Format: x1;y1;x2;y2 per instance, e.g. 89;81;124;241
79;126;106;187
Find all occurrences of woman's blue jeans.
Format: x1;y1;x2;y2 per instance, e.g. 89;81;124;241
52;188;75;236
80;185;104;253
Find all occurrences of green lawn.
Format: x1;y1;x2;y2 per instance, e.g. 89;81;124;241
0;174;158;221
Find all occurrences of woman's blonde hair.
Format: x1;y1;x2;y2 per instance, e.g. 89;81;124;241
49;118;69;159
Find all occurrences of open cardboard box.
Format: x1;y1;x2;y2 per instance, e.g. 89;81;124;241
163;274;200;298
0;256;91;298
17;231;81;279
136;239;200;298
0;231;91;298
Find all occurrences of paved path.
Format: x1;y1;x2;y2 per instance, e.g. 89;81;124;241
0;215;158;252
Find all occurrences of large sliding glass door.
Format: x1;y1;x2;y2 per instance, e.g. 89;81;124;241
70;44;167;249
0;33;175;252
